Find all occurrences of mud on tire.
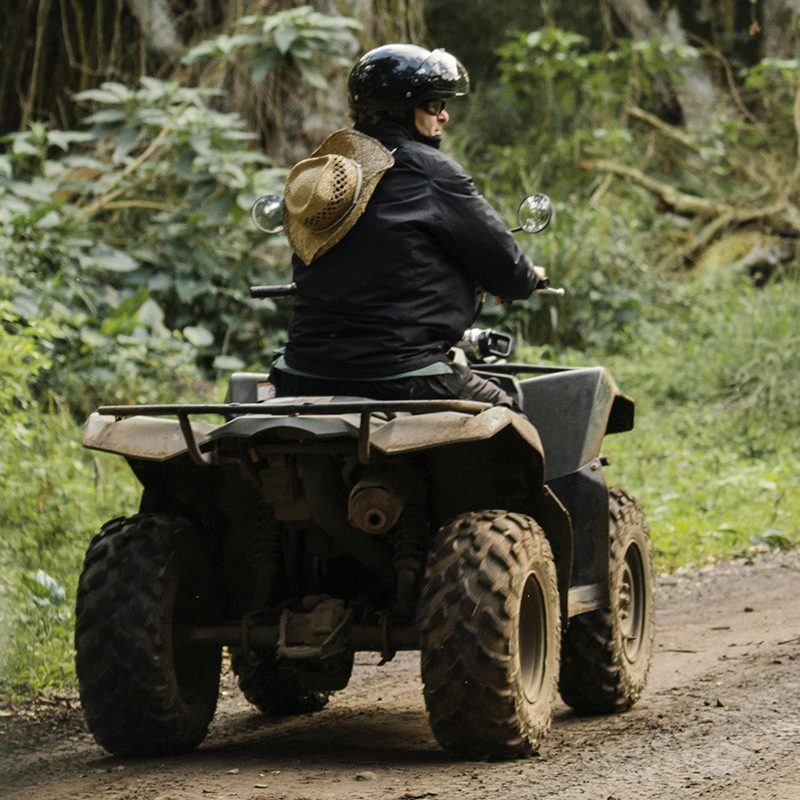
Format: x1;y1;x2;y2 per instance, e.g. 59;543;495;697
230;648;332;716
559;488;655;713
75;515;222;755
419;510;561;760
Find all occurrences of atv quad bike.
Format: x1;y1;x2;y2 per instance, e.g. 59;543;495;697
75;195;655;760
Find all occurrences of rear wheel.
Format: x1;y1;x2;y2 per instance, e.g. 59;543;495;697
419;510;561;759
75;515;221;755
559;488;655;713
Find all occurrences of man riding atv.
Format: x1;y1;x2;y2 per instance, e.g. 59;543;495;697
269;43;550;410
75;42;654;764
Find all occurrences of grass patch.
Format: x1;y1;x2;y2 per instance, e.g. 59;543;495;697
601;402;799;572
0;403;140;699
523;272;800;573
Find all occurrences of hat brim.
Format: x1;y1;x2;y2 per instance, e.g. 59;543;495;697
284;129;395;265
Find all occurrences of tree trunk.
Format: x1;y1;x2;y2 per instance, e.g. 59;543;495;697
609;0;727;128
762;0;800;58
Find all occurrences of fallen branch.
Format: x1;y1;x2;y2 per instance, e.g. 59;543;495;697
102;200;170;210
627;105;770;189
580;159;725;216
679;201;793;262
67;104;186;224
582;159;798;260
627;106;700;151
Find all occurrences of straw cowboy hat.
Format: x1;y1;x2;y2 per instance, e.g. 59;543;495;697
283;129;395;265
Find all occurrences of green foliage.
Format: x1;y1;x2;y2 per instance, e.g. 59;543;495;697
0;301;51;435
182;6;362;88
477;197;665;352
0;570;74;696
541;276;800;573
1;76;293;416
475;28;694;189
0;403;141;698
424;0;612;83
456;25;800;351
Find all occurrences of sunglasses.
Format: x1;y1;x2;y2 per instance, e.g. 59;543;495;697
418;99;447;116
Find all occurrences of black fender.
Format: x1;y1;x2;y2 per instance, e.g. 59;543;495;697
519;367;633;481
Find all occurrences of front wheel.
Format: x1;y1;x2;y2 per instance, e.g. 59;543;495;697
559;488;655;713
75;515;222;755
419;510;561;759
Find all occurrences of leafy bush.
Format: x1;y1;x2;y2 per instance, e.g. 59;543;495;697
1;76;293;415
182;5;362;89
0;402;141;698
536;274;800;572
0;299;51;437
456;27;800;354
0;571;74;696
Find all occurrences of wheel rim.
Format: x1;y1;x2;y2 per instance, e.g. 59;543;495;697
619;542;646;663
518;572;548;703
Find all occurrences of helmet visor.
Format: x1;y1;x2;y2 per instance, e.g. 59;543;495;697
414;49;470;97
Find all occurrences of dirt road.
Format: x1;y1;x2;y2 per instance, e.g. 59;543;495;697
2;550;799;800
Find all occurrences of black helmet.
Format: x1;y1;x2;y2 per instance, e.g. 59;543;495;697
348;43;470;113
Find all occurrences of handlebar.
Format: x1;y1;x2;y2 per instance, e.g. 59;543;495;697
250;282;564;300
250;283;297;299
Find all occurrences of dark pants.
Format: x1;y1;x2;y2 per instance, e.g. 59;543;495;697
269;363;524;415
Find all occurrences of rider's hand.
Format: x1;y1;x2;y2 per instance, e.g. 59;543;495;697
493;266;550;304
532;265;550;291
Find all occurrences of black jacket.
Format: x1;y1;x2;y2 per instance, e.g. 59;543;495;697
283;120;537;379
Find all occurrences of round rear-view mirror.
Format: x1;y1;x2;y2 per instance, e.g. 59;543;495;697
517;193;553;234
252;194;284;233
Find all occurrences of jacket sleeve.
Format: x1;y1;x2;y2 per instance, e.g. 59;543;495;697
430;160;538;299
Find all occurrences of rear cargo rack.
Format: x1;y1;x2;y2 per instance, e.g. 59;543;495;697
97;399;491;467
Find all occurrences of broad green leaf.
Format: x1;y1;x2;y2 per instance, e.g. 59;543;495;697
227;32;265;49
89;244;140;273
47;131;95;152
23;571;67;607
11;137;39;156
116;125;143;151
138;298;165;328
103;82;135;101
250;46;283;83
183;325;215;347
274;26;298;54
214;354;245;371
182;39;222;64
74;88;125;104
84;108;128;125
294;56;328;89
8;178;57;202
101;286;150;336
139;76;168;98
35;210;61;229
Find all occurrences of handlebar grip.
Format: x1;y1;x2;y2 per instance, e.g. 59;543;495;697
250;283;297;299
